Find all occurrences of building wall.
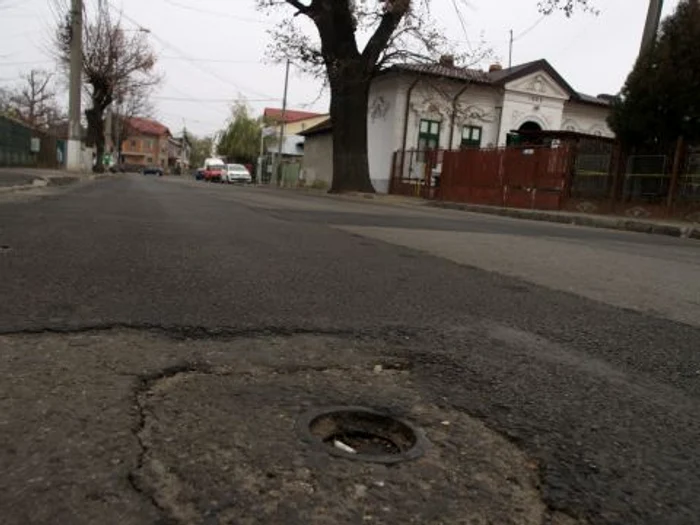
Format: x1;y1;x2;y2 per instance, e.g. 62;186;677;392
121;133;169;167
561;102;614;137
404;81;503;151
368;75;402;193
498;71;570;144
301;132;333;187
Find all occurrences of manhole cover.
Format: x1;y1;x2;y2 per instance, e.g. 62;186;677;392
298;406;428;464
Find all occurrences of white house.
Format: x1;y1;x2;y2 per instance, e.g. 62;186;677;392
300;58;614;193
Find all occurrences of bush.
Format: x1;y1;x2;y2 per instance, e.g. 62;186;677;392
310;179;329;190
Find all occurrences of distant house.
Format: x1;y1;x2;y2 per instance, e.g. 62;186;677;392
301;58;614;193
120;117;171;169
262;108;328;158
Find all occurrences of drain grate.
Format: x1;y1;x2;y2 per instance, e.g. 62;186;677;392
298;406;427;464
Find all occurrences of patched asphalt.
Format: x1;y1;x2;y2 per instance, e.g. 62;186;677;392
0;175;698;525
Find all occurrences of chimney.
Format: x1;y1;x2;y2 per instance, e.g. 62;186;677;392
439;54;455;68
489;63;503;73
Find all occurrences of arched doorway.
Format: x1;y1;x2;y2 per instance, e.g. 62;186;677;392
517;120;543;146
518;121;542;132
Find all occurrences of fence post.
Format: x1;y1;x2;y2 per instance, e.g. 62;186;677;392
666;136;684;210
561;141;577;210
609;145;625;212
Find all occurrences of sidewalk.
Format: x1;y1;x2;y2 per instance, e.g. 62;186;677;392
0;167;103;195
267;184;700;240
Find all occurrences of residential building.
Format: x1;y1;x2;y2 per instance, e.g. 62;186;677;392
120;117;171;169
299;119;333;187
259;108;328;182
262;107;329;158
168;134;191;172
301;58;615;193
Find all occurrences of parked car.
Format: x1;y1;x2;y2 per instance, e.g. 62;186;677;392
202;158;225;182
142;165;163;176
222;164;252;184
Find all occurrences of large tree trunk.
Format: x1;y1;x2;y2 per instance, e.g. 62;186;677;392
329;61;375;194
86;107;106;173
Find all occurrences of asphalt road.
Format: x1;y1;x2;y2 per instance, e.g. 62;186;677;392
0;175;698;525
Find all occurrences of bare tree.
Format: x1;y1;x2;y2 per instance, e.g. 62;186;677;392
54;2;159;171
260;0;595;193
8;69;62;129
0;86;13;116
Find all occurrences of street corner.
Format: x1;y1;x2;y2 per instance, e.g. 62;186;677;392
125;334;566;525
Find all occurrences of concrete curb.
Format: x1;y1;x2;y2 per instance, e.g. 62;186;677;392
429;201;700;240
0;173;111;195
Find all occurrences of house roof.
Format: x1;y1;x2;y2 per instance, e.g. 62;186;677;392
387;63;491;84
387;59;610;108
127;117;171;137
298;117;332;137
263;108;325;124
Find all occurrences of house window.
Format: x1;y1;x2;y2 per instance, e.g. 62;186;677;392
130;140;137;148
461;125;482;148
147;156;153;163
418;119;440;151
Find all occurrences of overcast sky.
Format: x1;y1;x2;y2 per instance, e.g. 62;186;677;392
0;0;681;137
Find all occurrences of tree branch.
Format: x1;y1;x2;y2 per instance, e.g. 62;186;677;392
285;0;312;16
361;1;409;67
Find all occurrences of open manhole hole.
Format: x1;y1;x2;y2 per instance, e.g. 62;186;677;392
298;406;427;464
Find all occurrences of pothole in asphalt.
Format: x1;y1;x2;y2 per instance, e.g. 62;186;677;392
298;406;428;464
0;245;10;252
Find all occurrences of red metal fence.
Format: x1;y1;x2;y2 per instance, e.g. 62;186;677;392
434;144;573;211
390;137;700;222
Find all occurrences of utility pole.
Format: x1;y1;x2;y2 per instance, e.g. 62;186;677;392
508;29;513;68
640;0;664;55
273;59;290;186
66;0;83;171
113;101;121;167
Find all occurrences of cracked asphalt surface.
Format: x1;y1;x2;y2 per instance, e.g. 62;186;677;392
0;175;699;525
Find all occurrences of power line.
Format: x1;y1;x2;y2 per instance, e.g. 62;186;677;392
159;56;263;64
106;1;277;101
161;0;266;24
154;95;279;103
513;15;546;41
450;0;473;52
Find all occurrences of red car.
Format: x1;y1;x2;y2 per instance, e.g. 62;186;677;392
203;158;225;182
